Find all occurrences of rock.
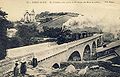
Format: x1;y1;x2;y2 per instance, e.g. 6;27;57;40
78;66;88;75
65;64;76;73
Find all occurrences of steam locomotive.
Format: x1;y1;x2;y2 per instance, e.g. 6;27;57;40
57;31;94;44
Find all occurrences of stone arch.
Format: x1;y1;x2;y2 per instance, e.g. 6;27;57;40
91;41;97;60
97;37;102;47
83;45;91;61
68;51;81;61
52;63;60;69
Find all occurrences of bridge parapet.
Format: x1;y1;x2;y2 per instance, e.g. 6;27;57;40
67;34;103;48
35;34;103;61
35;43;68;61
7;42;57;58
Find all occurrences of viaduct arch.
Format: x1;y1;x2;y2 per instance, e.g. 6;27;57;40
52;63;60;69
83;45;91;61
91;41;97;60
68;51;81;61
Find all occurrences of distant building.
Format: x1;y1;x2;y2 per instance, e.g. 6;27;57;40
24;9;35;23
30;9;35;22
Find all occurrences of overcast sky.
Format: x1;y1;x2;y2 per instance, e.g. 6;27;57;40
0;0;120;21
0;0;120;33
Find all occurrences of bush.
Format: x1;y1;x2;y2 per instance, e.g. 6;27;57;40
15;23;39;45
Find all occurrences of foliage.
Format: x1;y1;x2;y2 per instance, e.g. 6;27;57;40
0;10;8;17
15;23;39;45
0;10;9;59
35;11;68;23
43;26;62;38
7;37;23;48
6;21;14;29
35;11;68;18
36;11;50;18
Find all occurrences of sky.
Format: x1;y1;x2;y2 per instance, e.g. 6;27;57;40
0;0;120;34
0;0;120;21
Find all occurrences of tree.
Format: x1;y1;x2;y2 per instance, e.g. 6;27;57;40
0;9;9;59
6;21;14;29
35;11;49;19
16;23;39;45
7;37;23;48
43;26;62;38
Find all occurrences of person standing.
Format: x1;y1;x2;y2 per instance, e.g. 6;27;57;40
32;58;38;68
13;63;19;77
20;62;27;77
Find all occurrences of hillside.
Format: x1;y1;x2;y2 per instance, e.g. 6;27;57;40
37;14;79;31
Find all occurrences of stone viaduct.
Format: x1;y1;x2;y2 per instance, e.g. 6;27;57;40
3;34;102;74
34;34;103;68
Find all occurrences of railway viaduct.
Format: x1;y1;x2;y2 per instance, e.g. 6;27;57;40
34;34;103;68
7;34;103;67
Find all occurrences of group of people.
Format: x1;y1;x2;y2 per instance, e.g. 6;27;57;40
13;58;38;77
13;62;27;77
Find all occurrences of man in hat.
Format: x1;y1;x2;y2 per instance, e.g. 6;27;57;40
13;63;19;77
20;62;27;77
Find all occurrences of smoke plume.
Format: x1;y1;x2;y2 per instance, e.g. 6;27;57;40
63;14;120;37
